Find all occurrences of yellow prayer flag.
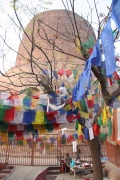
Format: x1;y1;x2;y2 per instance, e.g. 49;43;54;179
73;102;78;108
75;37;83;57
38;125;47;135
32;111;44;124
78;124;82;136
15;106;23;111
33;124;40;129
106;106;112;118
1;132;8;142
64;104;71;111
102;107;108;125
77;101;81;110
31;99;39;107
87;95;92;100
23;139;27;145
80;111;89;119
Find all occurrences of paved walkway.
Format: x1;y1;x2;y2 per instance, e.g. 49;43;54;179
5;166;110;180
56;172;110;180
6;166;48;180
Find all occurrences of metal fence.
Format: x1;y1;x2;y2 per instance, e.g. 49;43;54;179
58;142;107;163
106;141;120;167
0;134;58;166
0;136;107;166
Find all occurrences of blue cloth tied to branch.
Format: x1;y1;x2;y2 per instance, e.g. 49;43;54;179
72;58;92;101
101;19;116;76
91;40;101;66
112;0;120;31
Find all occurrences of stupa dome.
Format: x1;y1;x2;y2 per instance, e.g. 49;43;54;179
16;9;95;67
0;9;95;93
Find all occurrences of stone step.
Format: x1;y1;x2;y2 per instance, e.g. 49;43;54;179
0;165;15;180
0;163;6;172
47;169;60;175
48;166;60;170
1;169;12;174
45;174;57;180
0;173;9;179
6;165;14;169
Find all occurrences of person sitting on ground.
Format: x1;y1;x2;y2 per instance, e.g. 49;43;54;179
64;153;72;165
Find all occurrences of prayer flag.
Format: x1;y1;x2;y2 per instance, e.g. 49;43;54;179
57;68;64;76
91;40;101;66
101;19;116;76
112;0;120;31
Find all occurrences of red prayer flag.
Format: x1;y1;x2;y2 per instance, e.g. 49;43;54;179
65;70;72;77
57;68;64;76
53;122;60;130
67;114;76;122
8;124;16;132
4;107;15;122
15;131;24;140
92;123;100;136
89;48;93;55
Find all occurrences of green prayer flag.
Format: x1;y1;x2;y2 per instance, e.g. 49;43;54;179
99;133;107;141
8;132;14;137
61;137;66;144
80;98;88;112
44;115;49;124
17;140;23;145
72;70;78;78
82;37;94;50
0;122;8;131
0;108;5;121
98;116;102;126
75;120;79;130
45;124;54;132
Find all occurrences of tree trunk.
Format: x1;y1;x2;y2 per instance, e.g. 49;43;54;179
88;136;103;180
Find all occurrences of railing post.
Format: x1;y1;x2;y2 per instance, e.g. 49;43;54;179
5;140;10;164
31;137;34;166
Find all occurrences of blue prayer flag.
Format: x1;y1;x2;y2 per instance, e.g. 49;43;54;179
42;68;49;75
112;0;120;31
22;110;36;124
91;40;101;66
76;71;87;101
83;127;89;140
72;60;92;101
58;108;66;115
23;98;31;107
72;86;77;102
101;19;116;76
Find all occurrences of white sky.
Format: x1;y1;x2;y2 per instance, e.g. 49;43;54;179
0;0;112;71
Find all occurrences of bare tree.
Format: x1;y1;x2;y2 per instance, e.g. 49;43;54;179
0;0;120;180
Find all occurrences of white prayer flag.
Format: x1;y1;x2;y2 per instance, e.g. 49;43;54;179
13;111;24;124
1;92;10;99
89;127;94;140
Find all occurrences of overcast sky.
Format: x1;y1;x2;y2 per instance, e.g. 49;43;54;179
0;0;112;71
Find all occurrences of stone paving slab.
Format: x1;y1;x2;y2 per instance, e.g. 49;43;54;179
56;172;83;180
56;172;110;180
5;166;110;180
6;166;48;180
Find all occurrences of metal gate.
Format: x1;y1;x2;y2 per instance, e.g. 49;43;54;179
0;134;58;166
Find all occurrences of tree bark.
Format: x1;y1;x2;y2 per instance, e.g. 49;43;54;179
88;136;103;180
